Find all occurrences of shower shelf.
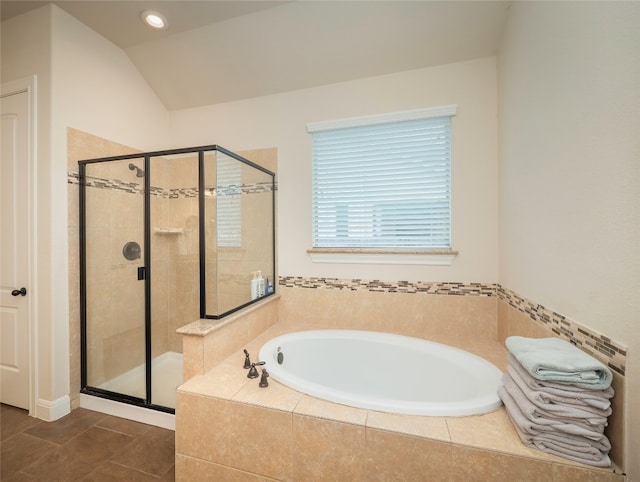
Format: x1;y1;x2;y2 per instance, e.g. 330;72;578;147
153;227;184;234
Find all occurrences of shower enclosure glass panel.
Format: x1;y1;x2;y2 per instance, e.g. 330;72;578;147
80;145;275;413
203;150;275;316
149;152;199;409
82;158;146;401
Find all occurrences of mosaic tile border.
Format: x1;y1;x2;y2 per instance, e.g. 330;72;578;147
68;172;276;198
278;276;497;296
498;286;626;376
277;276;626;376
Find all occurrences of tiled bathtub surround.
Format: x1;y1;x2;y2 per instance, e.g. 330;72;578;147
176;276;630;479
278;277;626;377
176;320;624;481
274;276;627;474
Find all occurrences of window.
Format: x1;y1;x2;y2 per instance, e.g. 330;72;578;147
216;154;242;247
308;106;456;256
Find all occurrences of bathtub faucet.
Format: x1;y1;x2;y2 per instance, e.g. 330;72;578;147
243;349;252;369
247;361;266;379
259;368;270;388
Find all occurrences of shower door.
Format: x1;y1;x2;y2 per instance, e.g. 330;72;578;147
81;158;147;403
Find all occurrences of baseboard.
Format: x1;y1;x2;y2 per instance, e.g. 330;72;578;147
35;395;71;421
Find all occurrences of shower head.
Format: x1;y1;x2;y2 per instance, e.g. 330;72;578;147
128;163;145;178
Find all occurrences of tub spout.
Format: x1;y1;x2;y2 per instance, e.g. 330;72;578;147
259;369;270;387
247;361;265;379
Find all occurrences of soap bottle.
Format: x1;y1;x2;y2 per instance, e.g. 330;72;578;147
265;277;273;295
250;272;259;300
257;270;265;297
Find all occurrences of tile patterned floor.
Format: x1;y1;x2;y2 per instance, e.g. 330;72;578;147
0;404;175;481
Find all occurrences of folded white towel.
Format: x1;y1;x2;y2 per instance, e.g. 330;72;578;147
506;336;613;389
499;385;611;467
508;353;614;411
502;373;608;437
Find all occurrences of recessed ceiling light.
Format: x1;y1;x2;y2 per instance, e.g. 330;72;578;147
141;10;168;30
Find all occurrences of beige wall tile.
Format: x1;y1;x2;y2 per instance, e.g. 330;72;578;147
497;298;510;344
182;336;204;381
203;317;250;372
451;446;554;482
180;364;249;400
365;428;453;481
447;409;558;462
103;326;145;383
294;394;368;426
176;454;274;482
225;403;293;480
237;147;278;174
278;287;498;343
233;374;302;412
175;392;232;464
366;410;450;442
293;414;366;481
552;463;624;482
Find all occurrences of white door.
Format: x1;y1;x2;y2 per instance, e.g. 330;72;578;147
0;89;31;409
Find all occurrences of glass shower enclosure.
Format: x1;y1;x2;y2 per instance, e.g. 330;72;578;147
78;145;275;413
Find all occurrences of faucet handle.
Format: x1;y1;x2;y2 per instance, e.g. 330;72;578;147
247;361;266;379
243;349;251;369
259;368;270;388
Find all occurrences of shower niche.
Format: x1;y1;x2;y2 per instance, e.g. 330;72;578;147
78;145;275;413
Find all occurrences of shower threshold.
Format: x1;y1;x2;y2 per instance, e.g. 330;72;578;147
80;351;183;431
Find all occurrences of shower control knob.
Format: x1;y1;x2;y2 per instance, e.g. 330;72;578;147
11;287;27;296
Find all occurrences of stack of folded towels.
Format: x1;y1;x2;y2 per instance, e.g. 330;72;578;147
498;336;614;467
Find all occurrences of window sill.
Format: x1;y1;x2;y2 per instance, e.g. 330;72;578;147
306;248;458;265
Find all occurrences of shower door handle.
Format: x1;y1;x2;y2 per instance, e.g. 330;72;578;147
11;287;27;296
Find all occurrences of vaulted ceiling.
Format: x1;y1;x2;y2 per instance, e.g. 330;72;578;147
1;1;511;110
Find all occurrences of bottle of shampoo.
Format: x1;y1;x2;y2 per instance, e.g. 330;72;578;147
250;272;259;300
265;276;273;295
257;270;265;297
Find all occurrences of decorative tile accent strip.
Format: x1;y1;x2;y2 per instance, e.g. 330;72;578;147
68;172;148;195
68;172;276;197
278;276;497;296
498;286;626;376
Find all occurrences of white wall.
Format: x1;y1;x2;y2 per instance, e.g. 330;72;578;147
170;57;499;283
498;2;640;478
2;5;62;418
1;4;170;419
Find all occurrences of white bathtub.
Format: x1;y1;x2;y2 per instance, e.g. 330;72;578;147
258;330;503;416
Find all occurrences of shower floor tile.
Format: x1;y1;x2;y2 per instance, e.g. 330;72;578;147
0;404;175;481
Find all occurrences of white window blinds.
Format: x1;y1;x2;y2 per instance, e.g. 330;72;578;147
216;154;242;247
308;106;455;249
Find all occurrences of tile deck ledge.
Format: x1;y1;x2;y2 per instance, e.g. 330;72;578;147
176;294;280;337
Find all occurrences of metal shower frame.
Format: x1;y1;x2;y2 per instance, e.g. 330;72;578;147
78;144;276;413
